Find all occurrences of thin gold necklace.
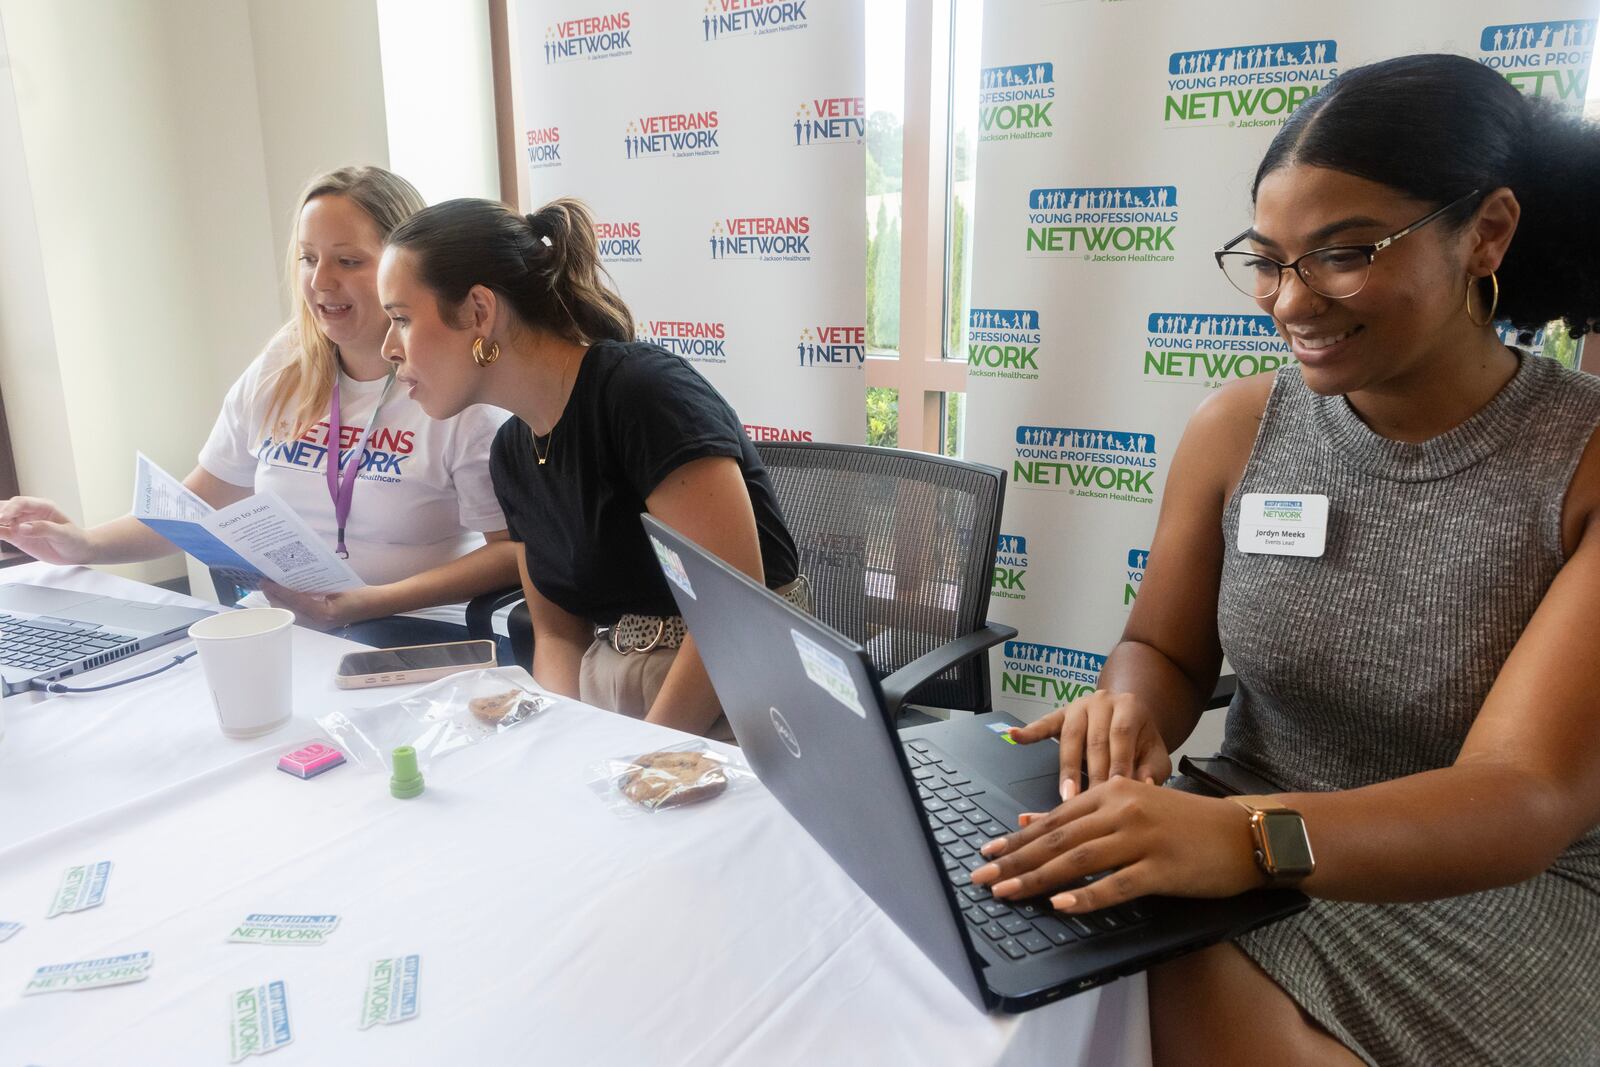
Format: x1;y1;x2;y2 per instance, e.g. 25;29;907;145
531;345;580;466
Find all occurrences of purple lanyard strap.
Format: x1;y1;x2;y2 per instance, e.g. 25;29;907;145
324;371;396;558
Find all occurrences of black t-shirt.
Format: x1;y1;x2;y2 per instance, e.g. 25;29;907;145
490;340;799;626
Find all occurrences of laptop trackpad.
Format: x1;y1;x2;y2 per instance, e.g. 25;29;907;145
1007;773;1065;814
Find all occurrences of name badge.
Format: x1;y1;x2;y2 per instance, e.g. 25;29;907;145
1237;493;1328;557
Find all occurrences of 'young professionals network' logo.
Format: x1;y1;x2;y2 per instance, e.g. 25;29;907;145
979;62;1055;142
710;215;811;261
545;11;632;64
703;0;809;41
797;325;865;367
968;308;1042;381
1478;20;1594;109
1001;641;1105;705
525;127;561;169
1013;425;1159;504
1142;313;1292;388
1123;548;1148;607
1025;186;1178;262
993;534;1029;601
595;221;643;263
1165;40;1337;128
625;110;720;160
743;422;814;442
794;97;865;146
637;320;728;364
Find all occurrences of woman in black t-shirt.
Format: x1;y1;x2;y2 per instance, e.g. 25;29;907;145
376;197;799;737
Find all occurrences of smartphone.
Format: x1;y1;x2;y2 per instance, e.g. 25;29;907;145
1177;754;1288;798
334;639;497;689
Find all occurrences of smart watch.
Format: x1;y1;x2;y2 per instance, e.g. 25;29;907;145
1232;796;1315;888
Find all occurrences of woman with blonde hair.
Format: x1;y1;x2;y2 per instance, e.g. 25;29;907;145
0;167;517;646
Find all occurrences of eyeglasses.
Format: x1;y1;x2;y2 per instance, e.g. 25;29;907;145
1213;189;1481;300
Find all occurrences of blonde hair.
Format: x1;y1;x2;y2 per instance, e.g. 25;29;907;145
261;166;426;441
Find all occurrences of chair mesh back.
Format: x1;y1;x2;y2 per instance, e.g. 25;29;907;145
757;442;1005;711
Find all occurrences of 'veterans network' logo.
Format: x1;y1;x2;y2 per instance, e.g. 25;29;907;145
525;127;561;170
797;325;865;367
637;320;728;365
545;11;632;64
625;110;720;160
703;0;809;41
794;96;865;146
595;221;643;264
710;215;812;261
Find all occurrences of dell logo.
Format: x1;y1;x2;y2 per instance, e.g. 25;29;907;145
770;706;801;758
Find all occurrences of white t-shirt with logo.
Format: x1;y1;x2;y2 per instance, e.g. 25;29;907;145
198;328;509;623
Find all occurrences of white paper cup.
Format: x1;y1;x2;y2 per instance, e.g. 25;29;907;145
188;607;295;739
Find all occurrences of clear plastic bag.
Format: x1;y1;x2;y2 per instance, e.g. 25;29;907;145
585;739;755;818
316;666;555;773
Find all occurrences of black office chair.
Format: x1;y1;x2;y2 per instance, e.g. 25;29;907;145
466;587;534;669
755;441;1017;721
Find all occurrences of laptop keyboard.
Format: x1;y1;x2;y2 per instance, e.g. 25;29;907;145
0;614;131;671
903;738;1152;962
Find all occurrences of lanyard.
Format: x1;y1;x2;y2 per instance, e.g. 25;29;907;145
324;370;396;558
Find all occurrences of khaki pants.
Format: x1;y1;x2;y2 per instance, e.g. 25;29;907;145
578;640;737;743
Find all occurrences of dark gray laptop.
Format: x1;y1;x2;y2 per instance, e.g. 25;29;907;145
643;515;1306;1013
0;582;214;697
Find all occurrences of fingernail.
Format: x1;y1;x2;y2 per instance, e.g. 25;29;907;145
1050;892;1078;910
972;863;999;884
993;878;1021;898
979;838;1006;857
1060;778;1077;800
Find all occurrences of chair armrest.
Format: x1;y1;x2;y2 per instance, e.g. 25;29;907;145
466;586;526;641
1206;673;1237;710
879;621;1018;720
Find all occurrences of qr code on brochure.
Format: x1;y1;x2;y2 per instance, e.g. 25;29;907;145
263;541;317;571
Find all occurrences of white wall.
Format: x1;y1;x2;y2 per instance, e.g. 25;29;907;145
0;0;398;585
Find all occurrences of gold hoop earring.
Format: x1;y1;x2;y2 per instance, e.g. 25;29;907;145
472;337;501;367
1464;272;1499;328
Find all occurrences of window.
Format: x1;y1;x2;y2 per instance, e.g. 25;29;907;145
864;1;981;454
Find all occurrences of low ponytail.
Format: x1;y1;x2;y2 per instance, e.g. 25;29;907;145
387;196;634;344
1496;101;1600;337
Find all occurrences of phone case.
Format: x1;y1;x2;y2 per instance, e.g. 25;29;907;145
334;641;498;690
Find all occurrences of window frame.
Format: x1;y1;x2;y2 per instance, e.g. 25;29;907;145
864;0;967;454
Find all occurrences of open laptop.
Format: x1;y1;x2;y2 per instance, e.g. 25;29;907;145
643;515;1307;1013
1;582;214;697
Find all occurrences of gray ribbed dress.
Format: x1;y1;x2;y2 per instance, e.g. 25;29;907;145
1216;352;1600;1067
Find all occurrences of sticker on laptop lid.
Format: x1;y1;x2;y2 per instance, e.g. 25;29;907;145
648;536;696;600
790;629;866;718
985;722;1019;745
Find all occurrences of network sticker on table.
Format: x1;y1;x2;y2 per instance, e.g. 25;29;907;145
228;914;341;946
359;954;421;1028
22;951;152;995
229;980;294;1062
46;860;113;917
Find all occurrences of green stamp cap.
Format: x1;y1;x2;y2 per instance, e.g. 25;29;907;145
390;746;424;799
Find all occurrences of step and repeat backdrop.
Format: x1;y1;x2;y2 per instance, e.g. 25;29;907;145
968;0;1595;719
512;1;867;446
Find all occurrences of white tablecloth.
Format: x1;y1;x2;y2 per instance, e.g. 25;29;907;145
0;564;1150;1066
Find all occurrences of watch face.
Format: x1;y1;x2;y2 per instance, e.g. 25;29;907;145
1261;811;1314;872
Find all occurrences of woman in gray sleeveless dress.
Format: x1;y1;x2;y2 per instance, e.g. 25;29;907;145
968;55;1600;1065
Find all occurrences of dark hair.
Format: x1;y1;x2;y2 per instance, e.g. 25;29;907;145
386;197;634;344
1254;54;1600;337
